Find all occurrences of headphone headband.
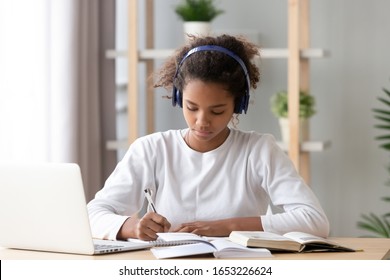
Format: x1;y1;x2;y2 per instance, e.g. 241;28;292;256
172;45;251;114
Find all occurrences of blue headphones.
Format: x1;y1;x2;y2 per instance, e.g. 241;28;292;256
172;45;251;114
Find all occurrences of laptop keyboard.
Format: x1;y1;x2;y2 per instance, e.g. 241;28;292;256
93;240;127;253
93;239;151;253
94;243;125;250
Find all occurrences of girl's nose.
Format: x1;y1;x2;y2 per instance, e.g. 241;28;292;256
196;111;210;127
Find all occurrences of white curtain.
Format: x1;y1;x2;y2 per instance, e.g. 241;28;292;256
0;0;51;161
0;0;116;201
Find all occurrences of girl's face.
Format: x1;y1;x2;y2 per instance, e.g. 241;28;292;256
182;79;235;152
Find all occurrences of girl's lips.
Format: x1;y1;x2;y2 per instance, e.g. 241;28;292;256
193;130;212;138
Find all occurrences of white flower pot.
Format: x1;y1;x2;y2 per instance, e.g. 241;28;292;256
183;21;211;42
279;118;309;143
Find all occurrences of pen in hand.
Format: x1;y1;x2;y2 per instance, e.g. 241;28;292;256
143;188;172;234
144;188;157;213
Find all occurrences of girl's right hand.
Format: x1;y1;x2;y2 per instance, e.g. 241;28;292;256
117;212;171;241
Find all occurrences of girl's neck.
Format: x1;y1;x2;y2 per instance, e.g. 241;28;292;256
185;127;230;153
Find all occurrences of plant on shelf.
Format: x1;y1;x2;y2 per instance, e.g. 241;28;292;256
357;85;390;238
174;0;224;22
270;90;316;119
174;0;224;40
270;90;316;143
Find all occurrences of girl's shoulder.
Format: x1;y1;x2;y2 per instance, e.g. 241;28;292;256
230;130;287;164
230;129;277;145
229;129;283;156
132;130;182;146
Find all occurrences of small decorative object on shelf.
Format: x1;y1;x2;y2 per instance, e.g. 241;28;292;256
270;90;316;143
174;0;224;41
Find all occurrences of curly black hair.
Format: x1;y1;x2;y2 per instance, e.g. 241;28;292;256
154;34;260;110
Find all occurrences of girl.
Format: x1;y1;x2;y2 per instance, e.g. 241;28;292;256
87;34;329;241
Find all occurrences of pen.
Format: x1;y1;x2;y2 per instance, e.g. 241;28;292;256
144;188;157;213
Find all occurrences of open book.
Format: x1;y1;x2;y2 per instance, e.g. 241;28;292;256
147;232;272;259
229;231;357;253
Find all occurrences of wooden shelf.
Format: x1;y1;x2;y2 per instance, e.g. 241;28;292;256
106;140;129;151
106;48;327;60
277;141;331;152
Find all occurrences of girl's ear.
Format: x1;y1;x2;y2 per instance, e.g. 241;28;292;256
230;114;239;129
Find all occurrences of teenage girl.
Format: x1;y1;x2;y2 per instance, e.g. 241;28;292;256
87;34;329;241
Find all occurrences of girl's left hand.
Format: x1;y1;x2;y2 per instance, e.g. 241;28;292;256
173;217;263;237
173;220;230;237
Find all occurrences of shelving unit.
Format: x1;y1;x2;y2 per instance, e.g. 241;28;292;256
106;48;327;60
107;0;329;184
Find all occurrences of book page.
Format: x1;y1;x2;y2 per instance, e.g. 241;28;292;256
283;232;331;245
283;232;357;252
156;232;207;242
242;231;293;241
151;242;216;259
151;239;272;259
211;239;272;258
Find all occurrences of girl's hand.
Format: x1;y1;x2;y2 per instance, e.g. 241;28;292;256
117;212;171;241
174;220;226;236
173;217;263;237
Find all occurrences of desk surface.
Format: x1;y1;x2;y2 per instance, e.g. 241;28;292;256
1;237;389;260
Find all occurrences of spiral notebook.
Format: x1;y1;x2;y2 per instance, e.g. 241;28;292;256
127;232;209;247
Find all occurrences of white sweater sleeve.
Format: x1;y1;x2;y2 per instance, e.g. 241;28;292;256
87;137;154;240
257;135;330;237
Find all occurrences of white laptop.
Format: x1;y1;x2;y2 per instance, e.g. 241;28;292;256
0;162;152;255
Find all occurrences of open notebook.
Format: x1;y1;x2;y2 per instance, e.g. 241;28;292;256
0;162;152;255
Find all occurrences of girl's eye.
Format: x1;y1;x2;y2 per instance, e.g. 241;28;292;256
186;106;224;115
187;106;197;111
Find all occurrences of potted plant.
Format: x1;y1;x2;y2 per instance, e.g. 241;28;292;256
270;90;316;143
174;0;224;40
357;85;390;237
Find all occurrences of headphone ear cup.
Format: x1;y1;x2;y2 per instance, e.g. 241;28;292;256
172;86;177;107
234;88;250;114
234;99;241;114
172;86;183;108
241;92;249;114
177;89;183;108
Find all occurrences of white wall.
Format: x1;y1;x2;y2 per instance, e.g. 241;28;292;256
116;0;390;237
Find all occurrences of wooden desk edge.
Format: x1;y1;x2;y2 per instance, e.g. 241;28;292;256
1;237;389;260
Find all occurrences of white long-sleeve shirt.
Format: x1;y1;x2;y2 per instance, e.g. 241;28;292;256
87;129;329;240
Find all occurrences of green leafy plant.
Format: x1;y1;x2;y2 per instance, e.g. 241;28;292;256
270;90;316;119
357;85;390;237
174;0;224;22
